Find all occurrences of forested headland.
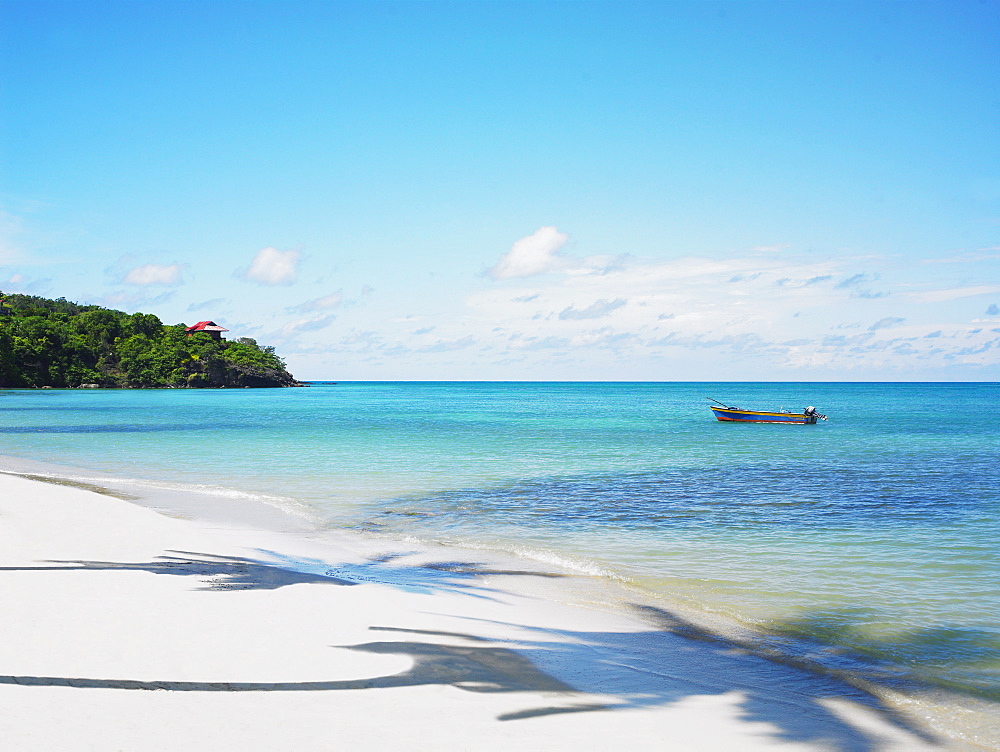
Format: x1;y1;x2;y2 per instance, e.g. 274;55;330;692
0;292;301;388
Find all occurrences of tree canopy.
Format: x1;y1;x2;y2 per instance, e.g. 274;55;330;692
0;292;301;388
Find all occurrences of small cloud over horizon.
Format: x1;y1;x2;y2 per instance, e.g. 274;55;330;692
238;247;302;286
418;335;476;353
97;289;177;312
288;292;343;313
274;314;336;339
187;297;228;312
123;263;185;286
1;272;52;294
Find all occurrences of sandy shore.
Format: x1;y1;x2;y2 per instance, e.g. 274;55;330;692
0;471;973;751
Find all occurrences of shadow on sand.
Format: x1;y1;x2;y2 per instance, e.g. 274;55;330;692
0;550;946;750
0;548;566;596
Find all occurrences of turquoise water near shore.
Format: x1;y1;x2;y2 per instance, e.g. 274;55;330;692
1;381;998;706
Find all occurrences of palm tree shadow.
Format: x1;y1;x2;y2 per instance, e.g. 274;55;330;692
256;548;565;599
0;617;944;750
428;608;945;750
0;548;566;599
0;552;954;748
0;551;356;590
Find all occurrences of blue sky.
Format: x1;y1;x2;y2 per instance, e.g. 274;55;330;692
2;0;998;381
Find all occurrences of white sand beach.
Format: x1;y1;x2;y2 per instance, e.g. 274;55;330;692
0;471;980;751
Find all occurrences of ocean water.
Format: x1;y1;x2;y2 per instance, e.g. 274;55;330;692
1;381;998;709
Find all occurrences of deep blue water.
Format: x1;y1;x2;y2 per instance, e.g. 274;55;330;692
1;381;997;701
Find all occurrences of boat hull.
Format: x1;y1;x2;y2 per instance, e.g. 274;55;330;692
710;407;819;424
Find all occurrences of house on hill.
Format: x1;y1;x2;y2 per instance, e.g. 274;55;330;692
185;320;229;340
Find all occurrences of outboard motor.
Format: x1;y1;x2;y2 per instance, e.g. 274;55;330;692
803;406;827;422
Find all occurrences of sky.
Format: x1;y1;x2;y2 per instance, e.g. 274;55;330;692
1;0;998;381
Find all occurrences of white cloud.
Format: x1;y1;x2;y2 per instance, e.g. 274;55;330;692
911;285;1000;303
919;249;1000;265
2;272;51;294
559;298;627;320
456;249;1000;373
418;335;476;353
187;297;228;312
488;226;571;280
869;317;905;331
275;314;336;338
289;242;1000;378
97;290;176;310
835;272;888;298
239;247;301;286
289;293;342;313
467;254;844;366
123;263;184;286
836;273;873;288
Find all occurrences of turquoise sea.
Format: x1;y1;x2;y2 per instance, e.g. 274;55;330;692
1;382;998;717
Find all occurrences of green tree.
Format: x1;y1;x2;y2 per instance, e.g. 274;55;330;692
0;292;301;388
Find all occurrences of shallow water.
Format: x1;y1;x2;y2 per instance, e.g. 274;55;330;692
1;381;997;706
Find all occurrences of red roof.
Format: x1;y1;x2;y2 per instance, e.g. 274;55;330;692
185;320;229;333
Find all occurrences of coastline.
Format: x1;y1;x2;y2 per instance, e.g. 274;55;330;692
0;467;982;750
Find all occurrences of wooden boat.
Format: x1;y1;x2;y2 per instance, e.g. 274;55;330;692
708;399;827;424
